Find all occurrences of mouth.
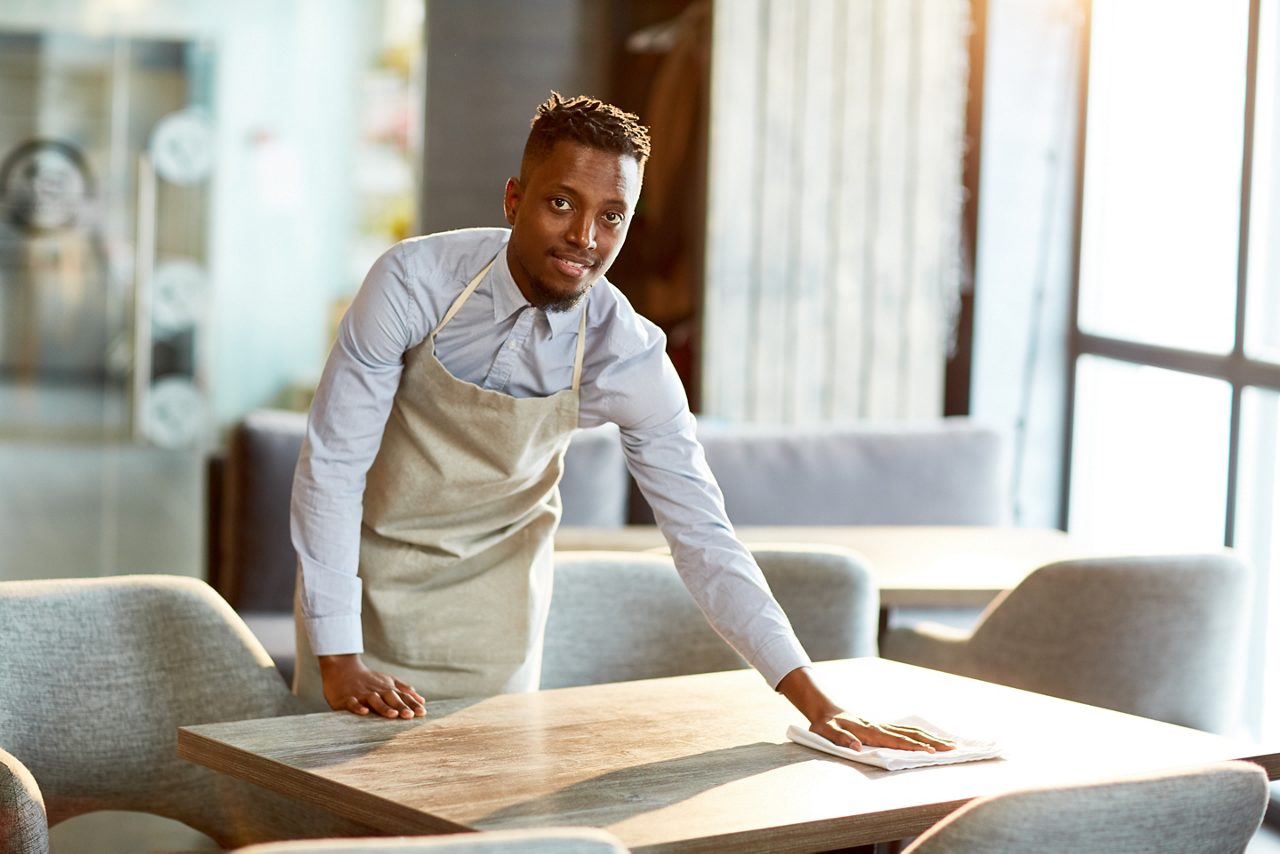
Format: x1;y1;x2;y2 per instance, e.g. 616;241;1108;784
549;251;597;279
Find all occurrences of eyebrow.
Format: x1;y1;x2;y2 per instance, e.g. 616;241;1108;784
546;182;629;209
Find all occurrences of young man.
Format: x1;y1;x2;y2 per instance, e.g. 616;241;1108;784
291;92;951;754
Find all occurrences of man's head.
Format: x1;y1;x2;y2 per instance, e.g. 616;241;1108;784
503;92;651;312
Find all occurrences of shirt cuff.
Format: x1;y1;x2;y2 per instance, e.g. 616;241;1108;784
750;633;812;690
304;613;365;656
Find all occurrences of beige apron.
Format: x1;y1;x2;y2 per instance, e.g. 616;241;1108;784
295;257;586;705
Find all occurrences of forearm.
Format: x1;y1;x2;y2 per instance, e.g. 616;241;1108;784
775;666;845;724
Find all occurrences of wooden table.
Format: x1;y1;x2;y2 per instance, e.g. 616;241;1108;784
179;659;1279;852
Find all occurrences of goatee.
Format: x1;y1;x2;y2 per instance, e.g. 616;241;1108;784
527;275;593;313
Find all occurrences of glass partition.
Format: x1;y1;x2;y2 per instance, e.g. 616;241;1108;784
0;32;214;444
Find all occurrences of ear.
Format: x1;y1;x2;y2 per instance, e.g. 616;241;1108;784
503;177;522;226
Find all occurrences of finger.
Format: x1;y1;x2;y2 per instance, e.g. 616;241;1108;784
382;690;414;719
864;730;936;753
365;692;398;719
883;725;956;750
394;679;427;712
813;722;862;751
884;723;953;741
344;696;371;716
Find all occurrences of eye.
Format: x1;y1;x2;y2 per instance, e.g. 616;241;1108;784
603;211;624;226
550;197;571;212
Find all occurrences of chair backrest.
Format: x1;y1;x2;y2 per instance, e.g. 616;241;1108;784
216;408;308;611
232;828;629;853
0;747;48;854
0;575;375;847
540;546;877;689
211;411;629;614
903;760;1269;854
964;553;1251;732
693;419;1008;526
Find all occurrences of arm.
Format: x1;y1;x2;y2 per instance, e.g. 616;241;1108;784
597;327;950;751
290;245;426;718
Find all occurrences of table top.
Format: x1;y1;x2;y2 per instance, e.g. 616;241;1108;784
179;658;1279;853
555;525;1136;608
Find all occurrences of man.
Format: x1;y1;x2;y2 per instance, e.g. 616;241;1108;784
291;92;951;754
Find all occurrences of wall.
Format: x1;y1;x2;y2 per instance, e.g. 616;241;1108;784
420;0;611;233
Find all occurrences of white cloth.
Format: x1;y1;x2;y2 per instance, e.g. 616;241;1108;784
786;716;1003;771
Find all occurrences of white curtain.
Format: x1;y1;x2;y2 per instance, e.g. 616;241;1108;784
703;0;970;423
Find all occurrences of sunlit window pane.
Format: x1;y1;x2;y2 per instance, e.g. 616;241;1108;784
1078;0;1248;354
1246;0;1280;363
1069;355;1231;546
1235;387;1280;740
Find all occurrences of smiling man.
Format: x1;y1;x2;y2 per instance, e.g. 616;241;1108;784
289;92;951;755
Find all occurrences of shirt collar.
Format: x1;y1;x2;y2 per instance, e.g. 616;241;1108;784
491;246;586;339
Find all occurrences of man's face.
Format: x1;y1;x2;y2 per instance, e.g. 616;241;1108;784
503;141;641;312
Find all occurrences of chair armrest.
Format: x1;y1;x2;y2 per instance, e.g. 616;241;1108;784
880;622;972;673
0;747;49;854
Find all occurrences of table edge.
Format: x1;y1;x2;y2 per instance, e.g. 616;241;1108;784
178;726;473;835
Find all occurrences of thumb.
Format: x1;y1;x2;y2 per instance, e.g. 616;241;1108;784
813;719;863;751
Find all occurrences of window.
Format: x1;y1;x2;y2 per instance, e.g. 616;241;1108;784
1067;0;1280;739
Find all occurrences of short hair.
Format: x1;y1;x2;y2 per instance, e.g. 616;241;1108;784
521;91;651;181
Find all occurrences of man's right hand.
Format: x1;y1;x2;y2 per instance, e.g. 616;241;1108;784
318;654;426;719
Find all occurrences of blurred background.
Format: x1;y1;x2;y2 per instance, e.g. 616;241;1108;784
0;0;1277;848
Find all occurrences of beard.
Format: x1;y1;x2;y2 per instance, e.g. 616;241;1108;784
525;272;594;313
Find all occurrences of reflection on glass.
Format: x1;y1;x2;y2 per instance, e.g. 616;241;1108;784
1069;355;1231;547
1235;387;1279;739
0;32;213;440
1246;0;1280;363
0;135;118;431
1079;0;1248;353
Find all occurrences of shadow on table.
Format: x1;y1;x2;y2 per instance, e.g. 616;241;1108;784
475;741;862;828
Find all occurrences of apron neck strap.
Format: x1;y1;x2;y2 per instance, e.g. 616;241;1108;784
433;257;496;337
434;251;589;394
571;301;588;392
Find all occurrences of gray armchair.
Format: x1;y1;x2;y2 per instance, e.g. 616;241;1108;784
903;760;1268;854
0;748;46;854
540;546;877;689
0;575;378;851
880;553;1251;733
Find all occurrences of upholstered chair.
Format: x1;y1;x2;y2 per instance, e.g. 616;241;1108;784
0;575;379;851
0;747;47;854
540;545;877;689
880;553;1251;733
903;760;1268;854
232;828;628;853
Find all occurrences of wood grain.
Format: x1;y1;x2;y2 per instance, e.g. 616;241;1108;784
179;658;1280;853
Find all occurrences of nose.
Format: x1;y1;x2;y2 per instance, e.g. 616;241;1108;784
566;212;596;251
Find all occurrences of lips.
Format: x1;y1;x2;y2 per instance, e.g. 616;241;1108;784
550;252;597;278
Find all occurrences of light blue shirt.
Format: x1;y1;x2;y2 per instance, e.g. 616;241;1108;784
290;228;809;687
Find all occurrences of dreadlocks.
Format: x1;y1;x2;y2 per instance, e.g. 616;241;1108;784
520;92;651;182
